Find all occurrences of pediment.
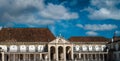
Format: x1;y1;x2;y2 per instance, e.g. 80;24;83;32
49;37;70;44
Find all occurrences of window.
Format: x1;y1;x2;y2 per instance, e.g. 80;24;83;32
75;45;79;51
82;45;87;51
95;45;101;51
38;45;44;52
92;46;95;51
119;53;120;58
79;46;82;51
89;45;92;51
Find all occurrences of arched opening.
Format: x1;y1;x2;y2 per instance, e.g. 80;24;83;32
50;46;55;60
58;46;63;60
66;46;71;60
0;53;1;61
20;54;24;60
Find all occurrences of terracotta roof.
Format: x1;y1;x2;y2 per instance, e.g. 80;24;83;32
69;36;108;42
0;28;55;42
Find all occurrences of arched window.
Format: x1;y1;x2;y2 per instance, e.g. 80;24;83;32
29;45;35;52
10;45;18;52
75;45;79;51
79;46;82;51
20;45;26;52
38;45;44;52
92;46;95;51
102;45;106;51
86;46;89;51
89;45;92;51
0;45;7;52
82;45;87;51
95;45;100;51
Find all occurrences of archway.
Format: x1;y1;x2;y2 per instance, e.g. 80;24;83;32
50;46;55;60
66;46;71;60
58;46;63;60
0;53;1;61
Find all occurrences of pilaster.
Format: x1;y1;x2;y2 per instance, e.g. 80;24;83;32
56;46;58;61
1;52;4;61
64;46;66;61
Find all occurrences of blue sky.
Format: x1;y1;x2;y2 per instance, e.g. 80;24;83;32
0;0;120;39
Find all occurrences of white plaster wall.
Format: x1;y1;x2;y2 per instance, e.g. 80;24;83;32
10;45;18;52
0;45;7;52
29;45;35;52
38;45;44;52
20;45;26;52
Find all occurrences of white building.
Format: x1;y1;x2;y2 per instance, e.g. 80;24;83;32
0;28;108;61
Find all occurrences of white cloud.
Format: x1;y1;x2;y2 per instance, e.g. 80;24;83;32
40;3;78;20
76;24;83;28
0;0;79;27
86;31;98;36
77;24;117;31
86;0;120;20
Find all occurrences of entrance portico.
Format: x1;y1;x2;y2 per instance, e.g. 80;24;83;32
48;37;73;61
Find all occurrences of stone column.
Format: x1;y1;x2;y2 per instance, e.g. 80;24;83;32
8;53;10;61
79;53;81;59
40;53;42;60
24;54;25;61
13;54;15;61
1;51;4;61
71;45;74;60
64;46;66;61
103;54;104;61
34;54;36;61
29;54;30;61
83;54;85;61
19;54;20;61
91;54;93;61
56;46;58;61
48;46;51;61
88;54;89;61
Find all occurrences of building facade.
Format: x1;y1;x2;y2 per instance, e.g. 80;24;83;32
107;36;120;61
0;28;109;61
